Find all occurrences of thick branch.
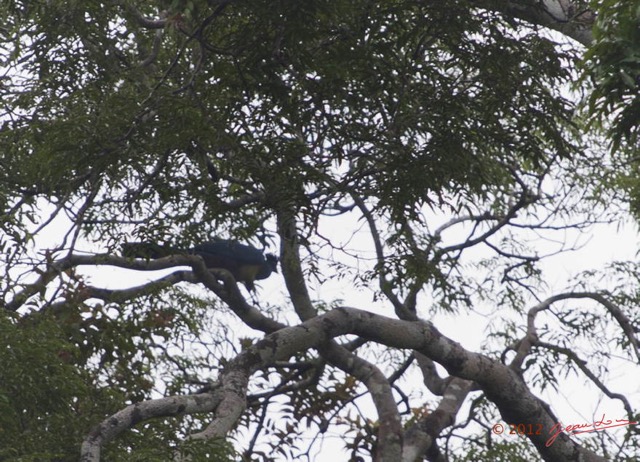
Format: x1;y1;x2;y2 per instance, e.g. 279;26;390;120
82;308;606;462
318;342;404;461
81;393;222;461
275;208;316;320
275;206;403;460
403;378;475;462
472;0;594;46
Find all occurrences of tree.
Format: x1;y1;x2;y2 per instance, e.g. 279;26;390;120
582;0;640;148
1;0;638;461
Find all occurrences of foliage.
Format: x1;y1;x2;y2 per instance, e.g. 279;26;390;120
583;0;640;149
0;311;106;460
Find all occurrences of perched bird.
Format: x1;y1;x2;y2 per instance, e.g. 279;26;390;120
122;239;278;291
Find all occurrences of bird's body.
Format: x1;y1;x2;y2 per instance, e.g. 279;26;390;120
122;240;278;291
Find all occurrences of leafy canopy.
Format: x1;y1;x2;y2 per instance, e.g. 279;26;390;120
0;0;636;461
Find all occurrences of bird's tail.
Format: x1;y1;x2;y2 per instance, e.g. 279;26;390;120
121;242;177;259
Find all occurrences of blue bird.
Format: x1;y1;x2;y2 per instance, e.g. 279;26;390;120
122;239;278;291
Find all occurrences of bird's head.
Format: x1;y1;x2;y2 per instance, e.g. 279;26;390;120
265;253;279;274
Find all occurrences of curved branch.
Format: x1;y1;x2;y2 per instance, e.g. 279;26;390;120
508;292;640;371
535;340;636;418
350;192;415;320
82;307;605;462
81;392;222;461
414;352;450;396
123;4;167;29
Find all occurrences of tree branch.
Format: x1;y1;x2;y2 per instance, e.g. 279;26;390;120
82;307;606;462
471;0;595;46
81;392;223;461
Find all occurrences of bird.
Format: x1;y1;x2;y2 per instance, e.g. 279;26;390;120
121;239;278;291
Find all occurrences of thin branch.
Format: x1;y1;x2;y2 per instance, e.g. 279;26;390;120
350;192;414;320
437;189;538;256
535;340;636;418
508;292;640;371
